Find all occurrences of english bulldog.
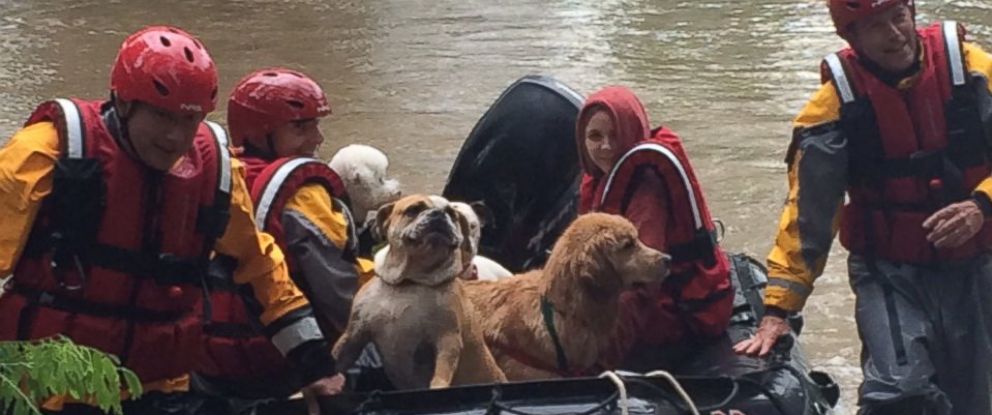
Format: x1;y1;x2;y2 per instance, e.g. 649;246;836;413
332;195;506;389
373;200;513;281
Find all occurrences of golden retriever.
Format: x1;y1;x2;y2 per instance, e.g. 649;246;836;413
464;212;670;381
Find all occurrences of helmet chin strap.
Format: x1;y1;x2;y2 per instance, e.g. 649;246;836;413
266;133;278;158
107;92;139;159
107;93;168;172
243;134;278;160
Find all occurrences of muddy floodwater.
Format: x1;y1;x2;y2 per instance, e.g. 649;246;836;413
3;0;991;412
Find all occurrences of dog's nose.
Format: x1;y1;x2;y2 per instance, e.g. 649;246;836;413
425;208;447;222
660;253;672;268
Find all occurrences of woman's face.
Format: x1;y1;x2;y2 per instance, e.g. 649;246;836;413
584;110;618;174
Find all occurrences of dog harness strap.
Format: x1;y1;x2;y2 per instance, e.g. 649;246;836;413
541;295;570;374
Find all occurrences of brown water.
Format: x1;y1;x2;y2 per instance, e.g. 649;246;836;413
3;0;991;412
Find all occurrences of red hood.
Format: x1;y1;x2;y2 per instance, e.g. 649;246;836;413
575;86;651;177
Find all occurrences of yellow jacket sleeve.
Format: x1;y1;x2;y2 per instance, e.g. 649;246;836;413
283;183;374;282
213;157;310;326
765;83;846;312
283;184;352;247
961;42;992;200
0;122;60;276
282;183;371;332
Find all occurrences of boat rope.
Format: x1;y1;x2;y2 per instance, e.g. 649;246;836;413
598;371;629;415
646;370;700;415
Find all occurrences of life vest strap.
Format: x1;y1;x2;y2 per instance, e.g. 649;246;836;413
204;322;261;339
204;254;239;292
667;228;718;267
83;243;206;286
869;146;986;179
11;286;186;322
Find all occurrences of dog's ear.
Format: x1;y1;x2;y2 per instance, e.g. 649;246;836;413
350;169;364;184
576;238;623;301
364;215;383;243
374;201;396;239
451;205;476;262
468;200;495;230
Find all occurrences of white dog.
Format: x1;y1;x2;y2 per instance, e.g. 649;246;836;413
375;200;513;281
448;201;513;280
329;144;403;224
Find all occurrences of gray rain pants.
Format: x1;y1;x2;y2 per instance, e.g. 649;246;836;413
850;254;992;415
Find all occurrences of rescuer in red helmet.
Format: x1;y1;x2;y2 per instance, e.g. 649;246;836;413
735;1;992;413
191;67;374;406
0;26;343;413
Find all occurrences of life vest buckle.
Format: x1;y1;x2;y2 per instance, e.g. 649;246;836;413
158;252;179;263
153;252;199;286
907;149;943;178
36;291;55;306
48;231;88;291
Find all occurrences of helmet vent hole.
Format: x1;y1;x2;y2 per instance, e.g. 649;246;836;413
263;72;279;77
184;47;195;63
286;100;305;109
211;88;218;100
153;80;171;97
845;1;861;9
193;39;203;50
167;28;180;34
160;36;172;47
289;71;304;78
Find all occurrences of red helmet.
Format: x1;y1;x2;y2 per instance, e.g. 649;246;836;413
829;0;914;36
227;68;331;149
111;26;218;114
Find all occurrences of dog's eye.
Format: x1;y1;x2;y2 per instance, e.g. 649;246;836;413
621;238;635;250
405;204;425;217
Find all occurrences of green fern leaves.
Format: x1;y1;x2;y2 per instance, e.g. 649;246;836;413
0;337;142;415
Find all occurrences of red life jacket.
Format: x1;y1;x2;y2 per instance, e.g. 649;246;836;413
823;21;992;263
245;156;349;263
0;98;231;383
580;128;733;340
197;156;346;387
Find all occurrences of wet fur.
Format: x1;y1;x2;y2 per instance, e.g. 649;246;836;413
464;213;670;381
